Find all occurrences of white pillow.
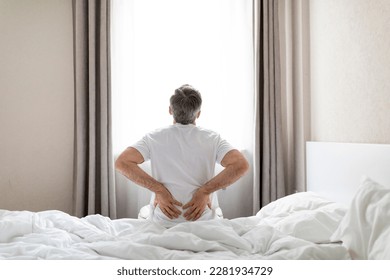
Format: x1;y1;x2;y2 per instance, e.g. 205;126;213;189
256;191;344;218
256;192;347;243
331;177;390;259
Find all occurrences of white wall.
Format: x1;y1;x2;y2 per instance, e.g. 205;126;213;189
0;0;74;213
310;0;390;144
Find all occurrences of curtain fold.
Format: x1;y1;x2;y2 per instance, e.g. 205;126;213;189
72;0;116;218
279;0;311;196
253;0;286;212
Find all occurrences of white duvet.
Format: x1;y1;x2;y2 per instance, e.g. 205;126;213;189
0;192;350;260
331;177;390;260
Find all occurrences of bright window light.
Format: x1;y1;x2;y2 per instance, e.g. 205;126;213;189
111;0;254;218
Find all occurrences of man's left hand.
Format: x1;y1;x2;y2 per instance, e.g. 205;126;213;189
183;188;211;221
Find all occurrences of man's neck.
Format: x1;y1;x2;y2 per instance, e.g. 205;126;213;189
173;121;196;125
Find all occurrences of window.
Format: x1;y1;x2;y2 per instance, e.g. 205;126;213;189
111;0;254;218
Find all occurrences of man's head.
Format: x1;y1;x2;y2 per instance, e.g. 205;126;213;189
169;84;202;125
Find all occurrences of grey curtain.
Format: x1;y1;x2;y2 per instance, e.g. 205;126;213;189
253;0;286;212
72;0;116;218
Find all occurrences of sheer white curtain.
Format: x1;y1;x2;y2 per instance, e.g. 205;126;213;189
111;0;254;218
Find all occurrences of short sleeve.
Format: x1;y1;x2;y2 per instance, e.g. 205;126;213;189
215;136;235;164
130;136;150;162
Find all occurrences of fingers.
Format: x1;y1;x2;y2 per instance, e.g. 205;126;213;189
182;202;191;210
155;187;182;219
160;203;181;219
173;199;183;207
183;192;210;221
183;202;203;221
183;202;201;220
155;187;209;221
184;206;203;221
158;198;182;219
160;207;176;219
170;204;182;217
193;210;202;221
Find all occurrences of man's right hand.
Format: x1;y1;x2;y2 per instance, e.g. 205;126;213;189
154;185;182;219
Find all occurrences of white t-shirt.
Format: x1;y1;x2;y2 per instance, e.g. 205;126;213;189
131;123;234;227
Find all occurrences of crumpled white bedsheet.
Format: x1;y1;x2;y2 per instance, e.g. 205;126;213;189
0;192;350;260
331;177;390;259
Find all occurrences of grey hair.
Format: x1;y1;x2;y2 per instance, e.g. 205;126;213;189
170;84;202;125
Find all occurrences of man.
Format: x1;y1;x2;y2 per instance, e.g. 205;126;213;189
115;84;249;226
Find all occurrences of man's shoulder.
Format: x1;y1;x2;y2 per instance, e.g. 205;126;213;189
145;125;173;136
196;126;220;137
145;125;221;139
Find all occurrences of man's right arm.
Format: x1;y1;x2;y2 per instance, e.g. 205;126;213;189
115;147;182;219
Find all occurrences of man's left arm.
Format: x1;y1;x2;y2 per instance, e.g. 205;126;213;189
183;149;249;221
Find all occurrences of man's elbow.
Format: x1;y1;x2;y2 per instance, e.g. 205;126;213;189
115;159;121;171
239;158;250;176
234;156;249;177
115;157;126;173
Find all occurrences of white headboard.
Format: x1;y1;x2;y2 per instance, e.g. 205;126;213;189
306;141;390;206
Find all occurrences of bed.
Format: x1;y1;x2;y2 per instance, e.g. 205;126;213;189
1;142;389;260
